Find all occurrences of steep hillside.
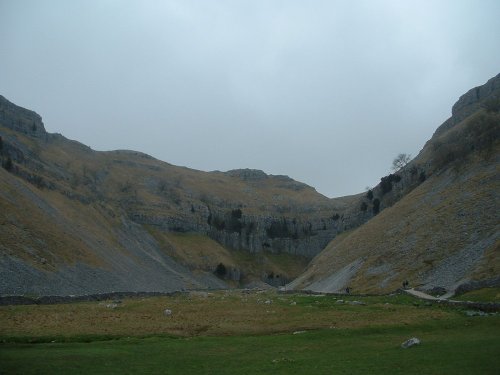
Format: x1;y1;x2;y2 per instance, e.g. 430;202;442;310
0;95;354;295
2;74;498;297
289;74;500;295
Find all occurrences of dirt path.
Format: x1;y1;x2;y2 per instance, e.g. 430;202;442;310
403;288;449;301
402;288;500;312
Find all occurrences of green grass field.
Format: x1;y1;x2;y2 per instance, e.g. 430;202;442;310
1;291;499;374
454;287;500;303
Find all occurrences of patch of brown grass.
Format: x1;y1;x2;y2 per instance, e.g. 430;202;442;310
0;291;453;338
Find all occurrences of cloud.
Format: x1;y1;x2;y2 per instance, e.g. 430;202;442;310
1;0;499;197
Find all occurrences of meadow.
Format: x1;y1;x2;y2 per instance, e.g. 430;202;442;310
1;289;499;374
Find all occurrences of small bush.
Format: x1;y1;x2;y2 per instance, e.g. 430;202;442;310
245;221;256;233
228;218;243;234
419;171;426;182
266;218;290;238
372;198;380;215
3;156;13;171
231;209;242;219
380;176;392;194
360;202;368;212
214;263;227;278
380;174;401;194
212;216;226;231
366;190;373;200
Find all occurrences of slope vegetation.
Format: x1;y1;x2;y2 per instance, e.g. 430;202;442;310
1;74;498;296
0;95;348;295
289;74;500;294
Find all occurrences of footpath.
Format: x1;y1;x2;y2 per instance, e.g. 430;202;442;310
404;288;454;301
403;288;500;313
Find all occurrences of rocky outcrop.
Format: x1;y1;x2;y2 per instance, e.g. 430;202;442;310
130;206;342;258
225;169;311;191
433;73;500;137
206;212;340;257
0;95;47;138
225;168;269;181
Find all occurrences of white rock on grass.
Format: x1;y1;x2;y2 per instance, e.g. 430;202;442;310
164;309;172;316
401;337;421;348
465;310;488;317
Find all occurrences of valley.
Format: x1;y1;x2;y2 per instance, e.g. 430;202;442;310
0;74;499;298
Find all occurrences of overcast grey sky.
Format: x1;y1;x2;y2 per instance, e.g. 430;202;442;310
1;0;499;197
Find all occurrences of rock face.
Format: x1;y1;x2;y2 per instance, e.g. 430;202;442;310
0;95;46;138
433;73;500;137
131;206;343;258
208;214;340;258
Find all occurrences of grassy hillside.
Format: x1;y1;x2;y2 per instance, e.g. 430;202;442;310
1;74;498;296
1;94;348;295
290;82;500;294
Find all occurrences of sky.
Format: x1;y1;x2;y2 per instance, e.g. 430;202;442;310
1;1;499;198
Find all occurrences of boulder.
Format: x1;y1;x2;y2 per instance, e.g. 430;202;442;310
163;309;172;316
401;337;421;348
